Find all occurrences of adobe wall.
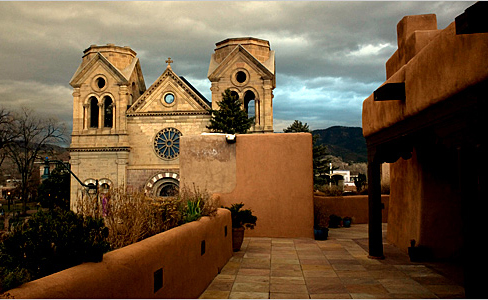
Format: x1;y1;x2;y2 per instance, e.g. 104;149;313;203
5;209;232;299
388;146;463;259
314;195;389;224
362;19;488;137
180;133;314;238
362;9;485;260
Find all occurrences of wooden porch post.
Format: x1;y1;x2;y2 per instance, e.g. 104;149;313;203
368;149;384;259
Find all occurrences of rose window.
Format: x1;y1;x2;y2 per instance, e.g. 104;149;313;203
154;128;181;160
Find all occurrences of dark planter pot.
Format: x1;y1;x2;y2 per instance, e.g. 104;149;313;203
314;227;329;240
328;215;342;228
343;218;352;228
232;227;245;252
408;246;432;262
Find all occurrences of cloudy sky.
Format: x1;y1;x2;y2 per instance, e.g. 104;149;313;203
0;1;475;141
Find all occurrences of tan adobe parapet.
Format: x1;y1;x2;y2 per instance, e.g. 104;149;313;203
5;209;232;298
362;12;488;138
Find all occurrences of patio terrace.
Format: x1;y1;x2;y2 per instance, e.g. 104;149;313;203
200;224;464;299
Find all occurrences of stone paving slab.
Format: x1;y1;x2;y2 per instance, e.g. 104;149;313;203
199;224;465;299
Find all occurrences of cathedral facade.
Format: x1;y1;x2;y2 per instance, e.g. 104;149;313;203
68;37;276;205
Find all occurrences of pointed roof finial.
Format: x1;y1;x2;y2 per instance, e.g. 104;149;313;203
165;57;173;68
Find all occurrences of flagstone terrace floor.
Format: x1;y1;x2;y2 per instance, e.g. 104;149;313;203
199;224;465;299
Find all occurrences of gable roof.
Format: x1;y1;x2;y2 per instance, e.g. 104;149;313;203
179;76;211;106
207;44;275;82
127;66;211;114
69;52;130;88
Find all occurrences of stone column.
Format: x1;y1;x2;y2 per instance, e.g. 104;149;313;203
83;103;89;130
112;103;117;130
72;88;81;134
263;80;273;132
210;82;220;110
98;101;103;129
118;85;128;133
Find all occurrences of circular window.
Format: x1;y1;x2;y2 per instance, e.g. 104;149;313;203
236;71;247;83
92;75;108;91
154;128;182;160
96;77;106;89
164;93;175;104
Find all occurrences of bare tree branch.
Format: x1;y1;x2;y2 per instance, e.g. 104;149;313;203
4;107;66;213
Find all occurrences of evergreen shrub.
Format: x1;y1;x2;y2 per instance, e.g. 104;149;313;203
0;208;109;292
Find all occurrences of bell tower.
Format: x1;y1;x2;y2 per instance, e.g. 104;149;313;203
68;44;146;207
207;37;276;133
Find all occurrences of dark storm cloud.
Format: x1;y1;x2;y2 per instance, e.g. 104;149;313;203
0;1;476;135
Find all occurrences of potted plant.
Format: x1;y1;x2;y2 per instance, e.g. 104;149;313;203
313;204;329;240
408;239;432;262
224;203;257;251
328;214;342;228
343;216;352;228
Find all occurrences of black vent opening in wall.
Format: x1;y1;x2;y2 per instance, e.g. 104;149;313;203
154;268;163;293
201;240;206;255
374;82;405;101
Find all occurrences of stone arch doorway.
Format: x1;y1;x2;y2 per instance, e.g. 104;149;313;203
155;178;179;197
145;172;180;197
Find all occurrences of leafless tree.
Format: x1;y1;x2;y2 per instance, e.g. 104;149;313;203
0;107;18;168
5;107;66;213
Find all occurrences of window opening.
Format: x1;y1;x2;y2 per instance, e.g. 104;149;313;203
103;96;113;128
96;77;106;89
159;182;179;197
164;93;175;104
230;91;239;100
236;71;247;83
154;128;182;160
90;97;99;128
244;91;256;121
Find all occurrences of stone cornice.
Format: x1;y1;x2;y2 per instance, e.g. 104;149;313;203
126;111;211;117
69;147;130;152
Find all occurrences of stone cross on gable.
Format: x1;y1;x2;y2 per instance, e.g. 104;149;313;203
166;57;173;67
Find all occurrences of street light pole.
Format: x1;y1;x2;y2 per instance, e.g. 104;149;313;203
43;157;95;190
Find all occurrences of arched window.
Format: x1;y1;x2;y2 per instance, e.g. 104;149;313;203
103;96;113;128
230;90;239;100
159;181;179;197
244;91;258;124
89;97;99;128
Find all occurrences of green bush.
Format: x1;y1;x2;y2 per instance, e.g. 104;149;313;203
328;214;343;228
317;184;344;196
180;185;217;224
0;208;109;292
224;203;257;229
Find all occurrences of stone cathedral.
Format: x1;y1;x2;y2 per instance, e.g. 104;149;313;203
68;37;276;205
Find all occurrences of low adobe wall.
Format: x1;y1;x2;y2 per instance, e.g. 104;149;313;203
5;208;232;299
314;195;389;224
180;133;314;238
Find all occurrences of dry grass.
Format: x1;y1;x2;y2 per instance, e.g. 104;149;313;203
75;185;218;250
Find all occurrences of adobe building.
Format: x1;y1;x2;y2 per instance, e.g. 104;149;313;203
362;2;486;297
68;38;275;204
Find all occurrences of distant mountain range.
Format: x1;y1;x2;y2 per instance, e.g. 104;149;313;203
312;126;367;163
